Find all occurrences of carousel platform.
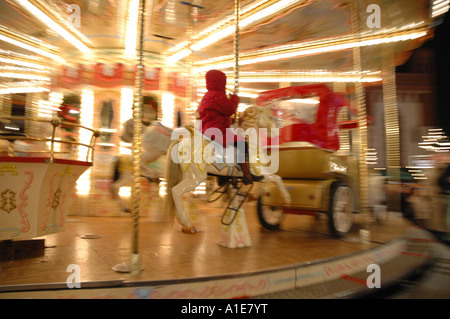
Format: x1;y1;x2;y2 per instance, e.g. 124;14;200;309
0;199;435;299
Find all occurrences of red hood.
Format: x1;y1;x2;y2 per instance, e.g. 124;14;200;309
205;69;226;92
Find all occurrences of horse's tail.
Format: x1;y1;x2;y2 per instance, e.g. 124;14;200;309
163;139;182;220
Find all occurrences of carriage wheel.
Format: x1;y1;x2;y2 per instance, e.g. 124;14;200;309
328;181;355;238
257;196;284;230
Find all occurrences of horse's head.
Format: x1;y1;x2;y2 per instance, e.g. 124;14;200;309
120;119;134;143
239;106;259;131
142;121;174;157
120;118;153;143
239;106;274;138
257;107;274;130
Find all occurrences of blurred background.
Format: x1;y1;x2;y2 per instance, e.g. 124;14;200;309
0;0;448;240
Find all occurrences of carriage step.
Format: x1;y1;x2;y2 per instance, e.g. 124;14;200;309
221;183;253;226
207;184;229;203
236;192;249;197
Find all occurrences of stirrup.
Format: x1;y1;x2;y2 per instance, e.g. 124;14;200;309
251;174;264;182
242;175;253;185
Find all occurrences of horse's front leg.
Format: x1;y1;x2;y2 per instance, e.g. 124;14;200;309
260;174;291;205
172;169;207;234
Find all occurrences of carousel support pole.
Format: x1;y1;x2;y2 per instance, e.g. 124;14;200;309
129;0;147;275
130;0;147;275
183;1;202;125
186;5;194;126
233;0;240;96
382;44;401;214
351;0;370;230
232;0;240;128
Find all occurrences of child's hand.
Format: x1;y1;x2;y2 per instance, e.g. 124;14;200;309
228;93;239;104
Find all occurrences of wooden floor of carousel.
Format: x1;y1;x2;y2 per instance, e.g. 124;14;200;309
0;197;436;299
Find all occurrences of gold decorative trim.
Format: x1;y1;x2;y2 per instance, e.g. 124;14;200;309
1;189;16;213
51;188;62;209
0;164;18;176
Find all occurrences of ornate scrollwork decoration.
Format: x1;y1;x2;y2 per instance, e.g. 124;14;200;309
1;189;16;213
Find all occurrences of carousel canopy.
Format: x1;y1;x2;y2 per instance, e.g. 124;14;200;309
0;0;442;93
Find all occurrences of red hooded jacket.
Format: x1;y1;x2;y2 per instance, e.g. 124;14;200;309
198;70;241;146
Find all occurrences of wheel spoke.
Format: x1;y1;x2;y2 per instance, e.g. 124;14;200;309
332;185;354;233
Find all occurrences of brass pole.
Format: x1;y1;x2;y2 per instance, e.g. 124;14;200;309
130;0;147;274
382;44;401;213
233;0;240;95
233;0;240;127
186;3;198;125
351;0;369;224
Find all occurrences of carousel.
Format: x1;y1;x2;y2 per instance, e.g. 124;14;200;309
0;0;446;299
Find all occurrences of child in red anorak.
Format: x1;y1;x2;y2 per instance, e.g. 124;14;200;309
197;69;253;184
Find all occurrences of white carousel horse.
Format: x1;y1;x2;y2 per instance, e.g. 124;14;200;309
164;106;291;234
111;120;173;212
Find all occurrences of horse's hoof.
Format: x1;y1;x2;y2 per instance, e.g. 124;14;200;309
181;226;197;234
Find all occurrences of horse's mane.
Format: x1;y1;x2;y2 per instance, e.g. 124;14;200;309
183;125;195;136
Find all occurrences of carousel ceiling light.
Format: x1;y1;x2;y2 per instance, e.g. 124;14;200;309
0;80;47;87
419;127;450;152
0;56;47;70
166;48;192;63
97;142;117;147
167;0;306;61
166;0;254;54
432;0;450;17
0;72;50;81
0;32;63;62
4;125;20;131
0;65;50;73
161;92;175;129
125;0;140;57
14;0;91;54
0;86;50;94
237;76;382;83
99;128;118;133
37;91;63;118
120;88;134;122
193;29;427;72
120;87;133;155
190;0;268;42
0;49;50;69
76;89;95;195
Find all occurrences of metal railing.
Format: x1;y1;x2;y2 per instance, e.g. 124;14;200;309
0;116;100;163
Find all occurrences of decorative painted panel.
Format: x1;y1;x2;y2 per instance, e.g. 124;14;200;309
0;160;89;240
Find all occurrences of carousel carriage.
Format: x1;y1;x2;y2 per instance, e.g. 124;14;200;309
255;83;361;238
0;116;99;240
